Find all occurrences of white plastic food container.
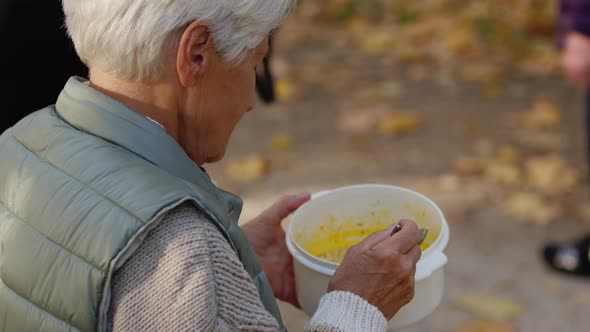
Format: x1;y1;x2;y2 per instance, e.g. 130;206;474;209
286;184;449;330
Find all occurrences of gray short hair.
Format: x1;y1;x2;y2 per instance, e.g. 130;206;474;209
62;0;294;81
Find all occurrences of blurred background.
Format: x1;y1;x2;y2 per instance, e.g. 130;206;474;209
207;1;589;331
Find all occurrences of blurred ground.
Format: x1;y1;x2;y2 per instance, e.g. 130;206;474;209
208;2;589;331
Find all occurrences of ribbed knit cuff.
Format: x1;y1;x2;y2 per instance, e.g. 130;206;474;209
305;291;388;332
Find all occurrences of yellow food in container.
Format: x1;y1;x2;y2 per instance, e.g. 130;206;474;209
298;209;436;264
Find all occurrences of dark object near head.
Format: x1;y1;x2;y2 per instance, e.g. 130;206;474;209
255;38;276;104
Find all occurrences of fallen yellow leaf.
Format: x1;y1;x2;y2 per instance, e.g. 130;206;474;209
275;78;299;102
454;320;514;332
503;192;560;225
225;156;270;182
437;174;462;193
519;44;561;76
337;108;385;134
270;134;294;152
484;162;521;186
393;44;428;63
352;81;404;104
453;156;487;176
460;63;503;83
517;98;561;130
445;27;478;58
454;294;524;321
525;155;579;194
377;112;425;137
361;31;394;54
496;146;521;164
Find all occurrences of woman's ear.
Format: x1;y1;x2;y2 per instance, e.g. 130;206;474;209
177;21;212;87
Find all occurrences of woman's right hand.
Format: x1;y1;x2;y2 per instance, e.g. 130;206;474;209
327;220;422;320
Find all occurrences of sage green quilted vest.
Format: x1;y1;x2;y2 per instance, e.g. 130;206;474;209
0;77;286;332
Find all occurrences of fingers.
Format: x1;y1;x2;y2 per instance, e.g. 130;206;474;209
374;220;419;254
262;193;311;224
286;192;311;211
358;224;399;251
405;245;422;265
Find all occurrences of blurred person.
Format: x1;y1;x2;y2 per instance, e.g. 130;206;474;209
0;1;422;331
542;0;590;277
0;1;275;135
0;0;87;134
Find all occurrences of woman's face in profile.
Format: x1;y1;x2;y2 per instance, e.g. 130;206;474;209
180;37;269;164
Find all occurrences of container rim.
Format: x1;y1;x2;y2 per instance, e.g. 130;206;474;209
287;184;450;275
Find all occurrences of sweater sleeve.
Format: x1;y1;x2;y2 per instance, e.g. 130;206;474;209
107;203;388;332
305;292;388;332
106;203;280;332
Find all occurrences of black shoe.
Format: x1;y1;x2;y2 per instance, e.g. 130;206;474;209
542;235;590;277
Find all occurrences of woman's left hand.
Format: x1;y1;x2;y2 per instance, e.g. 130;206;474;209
242;193;311;307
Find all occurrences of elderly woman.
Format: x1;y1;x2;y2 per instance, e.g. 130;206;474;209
0;1;421;331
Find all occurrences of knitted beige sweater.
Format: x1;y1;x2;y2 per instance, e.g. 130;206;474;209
106;204;388;332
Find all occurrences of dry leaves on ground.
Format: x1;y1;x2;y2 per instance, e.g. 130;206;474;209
361;30;395;55
337;107;386;134
503;192;561;225
451;146;580;198
514;131;566;152
452;146;523;184
514;98;562;130
407;175;491;224
225;155;271;182
460;63;503;82
453;156;487;176
376;112;425;137
297;0;559;94
270;134;295;152
525;155;579;195
337;107;425;138
484;161;522;186
496;146;521;164
454;293;524;321
454;320;514;332
275;78;301;102
352;81;405;103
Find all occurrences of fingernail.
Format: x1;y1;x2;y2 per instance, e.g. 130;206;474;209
295;192;311;200
288;193;310;208
390;224;402;236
